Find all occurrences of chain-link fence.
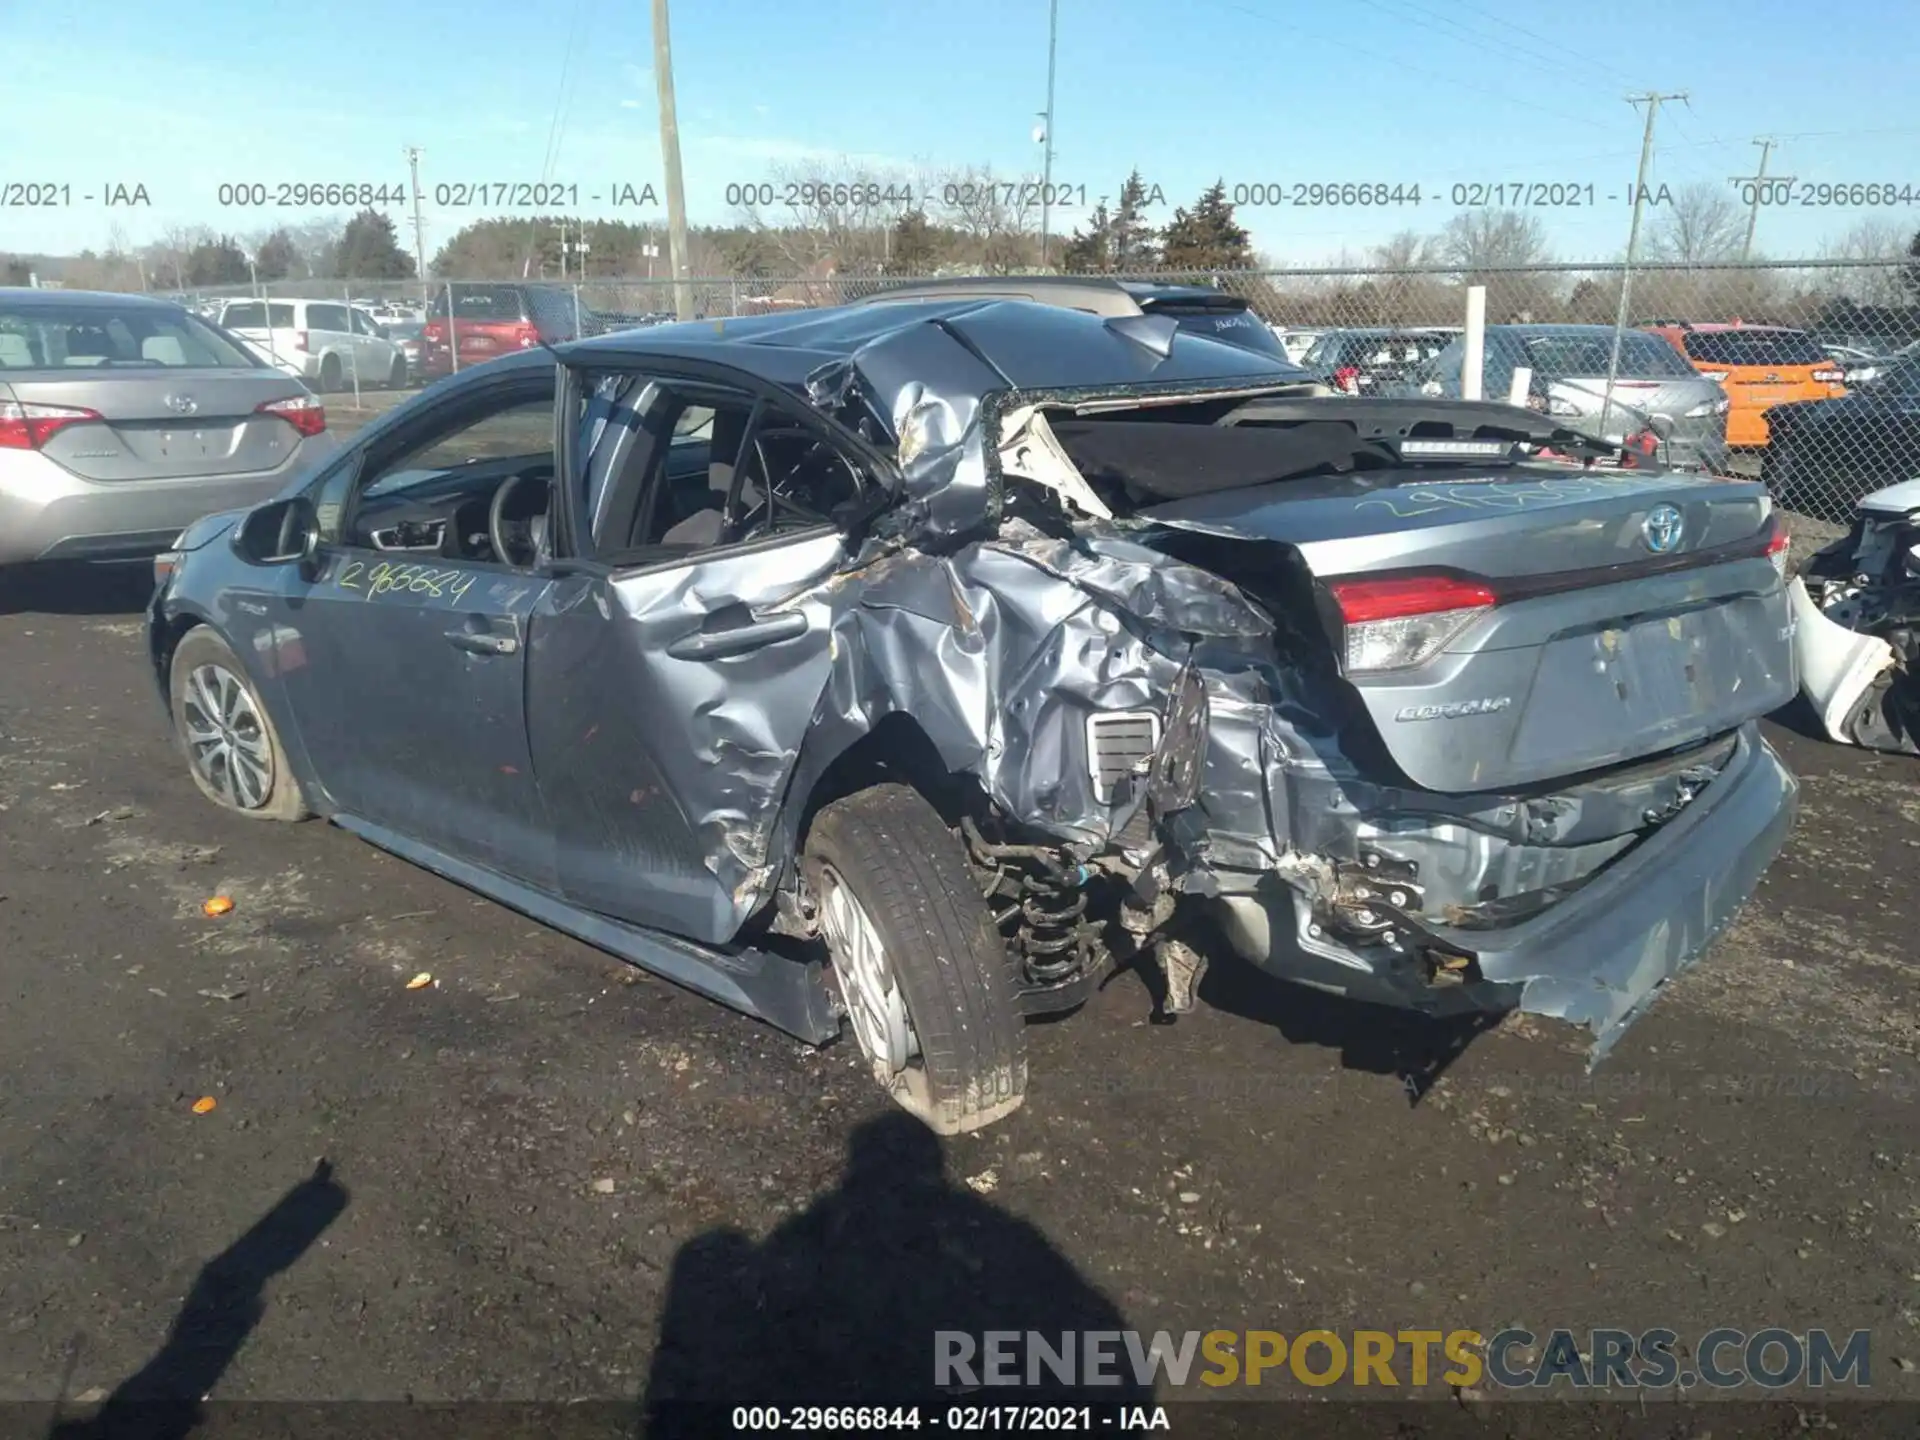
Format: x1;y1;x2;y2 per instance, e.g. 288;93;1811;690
158;258;1920;527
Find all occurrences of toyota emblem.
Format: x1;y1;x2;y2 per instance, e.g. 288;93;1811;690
164;394;199;416
1641;504;1685;554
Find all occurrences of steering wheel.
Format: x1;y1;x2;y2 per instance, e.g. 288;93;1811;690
719;427;842;543
488;472;550;569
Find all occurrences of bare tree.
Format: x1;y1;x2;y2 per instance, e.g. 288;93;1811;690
148;225;211;291
1368;229;1433;272
1434;209;1551;273
732;158;924;279
1647;182;1744;264
1814;219;1912;306
929;165;1040;273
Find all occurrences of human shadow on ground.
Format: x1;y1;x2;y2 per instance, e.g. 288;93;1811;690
47;1158;349;1440
641;1112;1152;1437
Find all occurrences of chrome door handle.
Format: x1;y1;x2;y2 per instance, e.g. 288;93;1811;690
445;629;518;656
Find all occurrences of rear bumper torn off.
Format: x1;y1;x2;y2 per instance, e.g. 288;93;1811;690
1217;725;1797;1061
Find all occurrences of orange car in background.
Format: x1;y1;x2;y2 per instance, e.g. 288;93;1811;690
1643;321;1846;447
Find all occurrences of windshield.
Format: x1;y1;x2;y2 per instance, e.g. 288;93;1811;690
1682;329;1829;367
0;302;260;369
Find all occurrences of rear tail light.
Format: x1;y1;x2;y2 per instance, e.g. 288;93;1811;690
512;322;541;349
1327;574;1497;674
1812;368;1841;383
0;400;103;449
293;330;310;352
1698;369;1730;382
1333;365;1360;394
256;393;327;437
1684;396;1730;417
153;532;187;588
1765;522;1791;579
424;321;446;342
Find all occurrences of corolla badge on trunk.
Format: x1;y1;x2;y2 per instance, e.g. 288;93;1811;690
164;394;199;416
1394;696;1513;721
1641;504;1685;553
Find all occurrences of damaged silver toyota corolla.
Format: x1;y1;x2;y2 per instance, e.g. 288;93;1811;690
147;298;1800;1133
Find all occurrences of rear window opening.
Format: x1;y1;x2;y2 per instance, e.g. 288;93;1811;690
220;302;295;330
1681;329;1829;367
0;304;258;370
429;287;534;322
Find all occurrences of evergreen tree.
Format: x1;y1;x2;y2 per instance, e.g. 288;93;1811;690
1111;170;1161;270
1060;201;1114;273
1159;180;1253;271
254;228;299;281
885;208;942;274
334;209;416;280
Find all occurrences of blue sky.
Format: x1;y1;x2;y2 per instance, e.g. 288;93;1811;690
4;0;1918;266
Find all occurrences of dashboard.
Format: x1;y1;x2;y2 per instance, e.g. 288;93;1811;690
349;453;553;563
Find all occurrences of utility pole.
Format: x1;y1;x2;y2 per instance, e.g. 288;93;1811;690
652;0;694;321
1038;0;1059;271
559;218;568;281
1602;90;1688;440
404;146;429;307
1733;137;1790;263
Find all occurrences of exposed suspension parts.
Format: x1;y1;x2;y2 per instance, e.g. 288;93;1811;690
961;816;1104;989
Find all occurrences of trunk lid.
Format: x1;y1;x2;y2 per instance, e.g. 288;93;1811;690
5;369;316;481
1144;462;1793;792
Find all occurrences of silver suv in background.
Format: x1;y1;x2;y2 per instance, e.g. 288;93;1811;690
0;289;337;567
1407;324;1732;472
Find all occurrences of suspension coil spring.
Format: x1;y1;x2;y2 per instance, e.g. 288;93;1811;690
961;816;1097;986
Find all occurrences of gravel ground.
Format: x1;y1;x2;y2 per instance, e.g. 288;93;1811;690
1;508;1916;1431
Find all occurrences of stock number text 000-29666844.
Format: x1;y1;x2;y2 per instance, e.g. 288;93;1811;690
336;560;475;602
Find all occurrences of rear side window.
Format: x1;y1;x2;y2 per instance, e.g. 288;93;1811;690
0;303;257;369
222;302;295;329
307;304;351;332
1682;329;1828;367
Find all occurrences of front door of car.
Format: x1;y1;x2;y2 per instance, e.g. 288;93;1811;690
526;374;880;943
275;373;562;887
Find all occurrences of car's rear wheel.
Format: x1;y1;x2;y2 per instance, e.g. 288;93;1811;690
168;628;310;822
388;356;407;389
318;354;342;392
802;783;1027;1134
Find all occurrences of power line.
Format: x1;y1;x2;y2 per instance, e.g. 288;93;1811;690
1195;0;1620;134
1450;0;1643;85
1348;0;1643;91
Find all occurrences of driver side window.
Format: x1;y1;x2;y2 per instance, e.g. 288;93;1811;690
333;383;557;563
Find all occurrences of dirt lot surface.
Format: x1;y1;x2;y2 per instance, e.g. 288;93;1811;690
2;508;1918;1431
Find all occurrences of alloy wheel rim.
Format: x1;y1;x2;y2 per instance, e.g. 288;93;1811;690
816;864;916;1079
182;663;273;810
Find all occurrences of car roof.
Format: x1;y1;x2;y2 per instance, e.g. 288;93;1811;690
561;295;1307;392
1648;321;1799;335
0;287;184;311
848;274;1246;317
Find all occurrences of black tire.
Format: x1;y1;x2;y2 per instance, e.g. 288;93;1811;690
388;355;408;390
318;354;342;393
802;783;1027;1134
168;627;310;822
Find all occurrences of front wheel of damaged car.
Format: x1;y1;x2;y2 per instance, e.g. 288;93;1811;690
168;628;311;822
802;783;1028;1134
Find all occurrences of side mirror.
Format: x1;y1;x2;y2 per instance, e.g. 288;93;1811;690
1645;412;1677;441
235;495;320;569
